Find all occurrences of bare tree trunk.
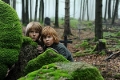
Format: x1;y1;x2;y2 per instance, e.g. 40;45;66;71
34;0;38;21
13;0;16;10
82;0;86;20
108;0;111;19
22;0;25;24
30;0;32;21
73;0;75;18
95;0;103;41
26;0;29;23
55;0;59;28
104;0;108;21
86;0;89;21
111;0;119;25
79;0;83;21
64;0;72;36
39;0;44;22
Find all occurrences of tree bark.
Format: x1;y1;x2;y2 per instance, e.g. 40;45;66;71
111;0;119;25
55;0;59;28
64;0;72;36
34;0;38;21
39;0;44;22
95;0;103;41
13;0;16;10
108;0;111;19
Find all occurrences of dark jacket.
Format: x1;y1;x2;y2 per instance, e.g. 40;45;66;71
44;42;74;62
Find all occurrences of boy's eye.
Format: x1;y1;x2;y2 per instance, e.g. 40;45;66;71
47;36;51;38
30;31;34;33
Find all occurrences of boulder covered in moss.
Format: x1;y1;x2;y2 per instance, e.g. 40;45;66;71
5;37;39;80
0;1;23;79
24;48;69;75
19;62;104;80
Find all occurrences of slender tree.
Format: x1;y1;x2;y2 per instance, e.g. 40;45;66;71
86;0;89;21
79;0;83;21
34;0;38;21
108;0;111;19
26;0;29;23
39;0;44;22
22;0;29;24
13;0;16;10
73;0;75;18
22;0;25;24
111;0;119;25
82;0;86;20
95;0;103;41
104;0;108;21
55;0;59;27
30;0;32;21
64;0;72;36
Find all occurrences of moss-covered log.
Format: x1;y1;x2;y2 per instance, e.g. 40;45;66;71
19;62;104;80
0;1;22;79
24;48;69;75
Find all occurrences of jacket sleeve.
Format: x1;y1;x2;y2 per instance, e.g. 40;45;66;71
56;43;74;62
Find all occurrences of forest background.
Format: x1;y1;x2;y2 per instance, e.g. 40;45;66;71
2;0;120;79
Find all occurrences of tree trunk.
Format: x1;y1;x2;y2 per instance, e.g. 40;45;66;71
55;0;59;28
34;0;38;21
30;0;32;21
104;0;108;21
26;0;29;24
22;0;25;24
111;0;119;25
39;0;44;22
82;0;85;20
13;0;16;10
79;0;83;21
108;0;111;19
95;0;103;41
86;0;89;21
64;0;72;36
73;0;75;18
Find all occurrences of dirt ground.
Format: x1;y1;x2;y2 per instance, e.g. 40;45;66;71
55;28;120;80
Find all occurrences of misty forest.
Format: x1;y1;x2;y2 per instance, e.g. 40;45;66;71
1;0;120;80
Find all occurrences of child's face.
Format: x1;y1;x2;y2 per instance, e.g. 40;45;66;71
28;29;39;41
43;35;54;47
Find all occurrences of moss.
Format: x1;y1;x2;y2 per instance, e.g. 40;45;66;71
0;1;23;79
22;36;37;47
24;48;69;75
19;62;104;80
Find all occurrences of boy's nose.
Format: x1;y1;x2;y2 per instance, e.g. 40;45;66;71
33;32;36;35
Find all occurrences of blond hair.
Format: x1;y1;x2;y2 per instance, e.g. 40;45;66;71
25;22;42;38
41;26;59;44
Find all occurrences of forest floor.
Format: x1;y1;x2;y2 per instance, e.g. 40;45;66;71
55;26;120;80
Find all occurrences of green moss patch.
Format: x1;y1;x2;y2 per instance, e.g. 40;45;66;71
0;1;23;79
24;48;69;75
19;62;104;80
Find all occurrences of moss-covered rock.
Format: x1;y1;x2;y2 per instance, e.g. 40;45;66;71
19;62;104;80
0;1;22;79
24;48;69;75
